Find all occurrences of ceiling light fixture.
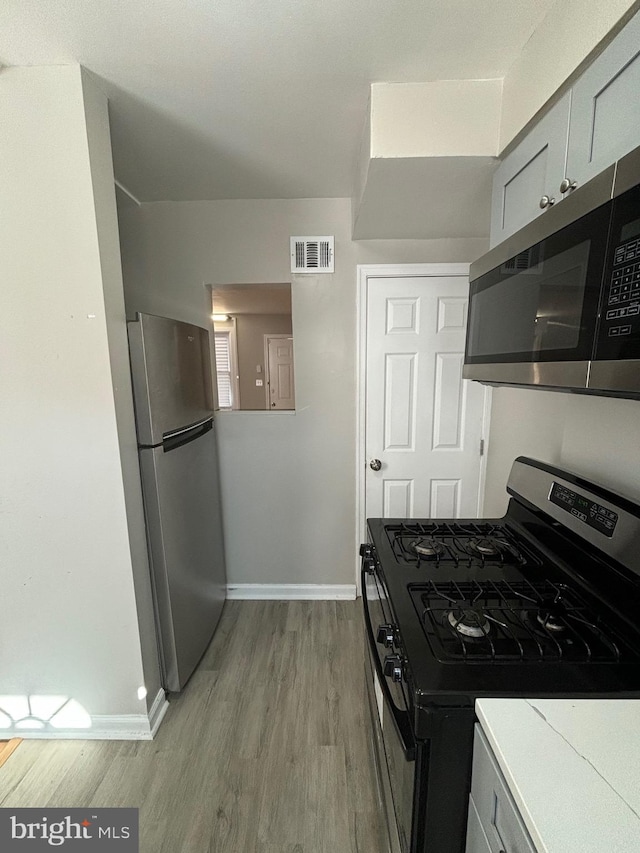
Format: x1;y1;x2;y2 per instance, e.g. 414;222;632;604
211;314;230;322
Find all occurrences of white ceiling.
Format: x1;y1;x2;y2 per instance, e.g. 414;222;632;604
0;0;556;202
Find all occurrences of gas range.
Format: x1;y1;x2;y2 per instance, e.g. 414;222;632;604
361;457;640;853
365;476;640;703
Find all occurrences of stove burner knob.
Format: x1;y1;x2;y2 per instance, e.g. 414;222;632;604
376;624;396;648
383;654;403;683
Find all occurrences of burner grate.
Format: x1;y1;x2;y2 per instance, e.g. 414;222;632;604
386;522;531;567
411;578;633;664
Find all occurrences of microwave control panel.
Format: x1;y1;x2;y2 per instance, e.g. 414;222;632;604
549;482;618;537
603;232;640;336
597;184;640;359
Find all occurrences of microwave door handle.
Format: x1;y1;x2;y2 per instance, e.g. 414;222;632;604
361;568;416;760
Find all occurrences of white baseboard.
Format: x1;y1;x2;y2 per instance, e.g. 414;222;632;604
226;583;357;600
10;716;153;740
148;687;169;737
7;689;170;741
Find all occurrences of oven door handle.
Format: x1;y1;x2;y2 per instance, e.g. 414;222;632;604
361;567;416;761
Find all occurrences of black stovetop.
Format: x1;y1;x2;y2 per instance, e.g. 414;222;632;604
385;520;535;569
366;502;640;709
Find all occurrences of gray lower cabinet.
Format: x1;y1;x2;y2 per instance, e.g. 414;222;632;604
567;9;640;189
466;797;493;853
489;92;570;248
465;724;536;853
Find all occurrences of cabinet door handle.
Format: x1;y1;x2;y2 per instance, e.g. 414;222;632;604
560;178;578;193
539;195;556;209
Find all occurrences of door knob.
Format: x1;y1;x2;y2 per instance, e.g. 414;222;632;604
560;178;578;194
539;195;556;209
369;459;382;471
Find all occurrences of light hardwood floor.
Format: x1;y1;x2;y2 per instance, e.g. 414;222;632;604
1;601;389;853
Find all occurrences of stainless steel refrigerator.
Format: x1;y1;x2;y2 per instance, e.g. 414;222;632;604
128;312;226;692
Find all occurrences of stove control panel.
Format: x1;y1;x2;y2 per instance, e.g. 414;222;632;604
549;482;618;537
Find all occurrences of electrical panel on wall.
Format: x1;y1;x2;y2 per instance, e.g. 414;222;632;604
290;237;334;273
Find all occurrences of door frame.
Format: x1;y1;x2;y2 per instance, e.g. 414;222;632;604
355;264;493;592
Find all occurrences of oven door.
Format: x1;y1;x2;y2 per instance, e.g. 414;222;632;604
362;563;416;853
464;198;612;389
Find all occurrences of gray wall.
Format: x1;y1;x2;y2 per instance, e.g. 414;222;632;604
483;388;640;515
559;395;640;502
119;198;487;586
483;388;568;515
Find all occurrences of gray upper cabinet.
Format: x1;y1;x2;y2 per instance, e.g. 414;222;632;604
567;11;640;189
489;92;571;248
489;9;640;249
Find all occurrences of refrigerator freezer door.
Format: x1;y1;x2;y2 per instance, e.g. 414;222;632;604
139;423;226;692
128;313;214;446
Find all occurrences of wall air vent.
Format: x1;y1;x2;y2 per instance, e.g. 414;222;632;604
290;237;334;274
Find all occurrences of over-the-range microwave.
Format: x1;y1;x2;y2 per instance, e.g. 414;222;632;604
464;143;640;398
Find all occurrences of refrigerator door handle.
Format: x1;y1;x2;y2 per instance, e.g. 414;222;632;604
162;418;213;453
163;416;213;442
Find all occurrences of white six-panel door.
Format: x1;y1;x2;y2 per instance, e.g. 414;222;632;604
365;273;488;519
266;335;295;410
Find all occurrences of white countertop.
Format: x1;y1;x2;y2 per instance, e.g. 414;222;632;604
476;699;640;853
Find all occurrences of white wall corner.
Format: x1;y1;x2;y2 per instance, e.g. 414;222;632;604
1;64;150;728
352;93;373;234
352;80;500;239
369;79;502;159
80;63;163;715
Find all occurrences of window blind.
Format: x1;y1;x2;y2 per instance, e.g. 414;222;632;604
214;331;233;409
